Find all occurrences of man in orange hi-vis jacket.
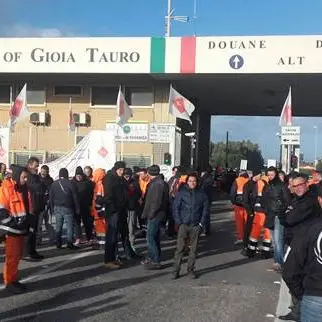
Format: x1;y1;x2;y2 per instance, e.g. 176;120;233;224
230;171;249;245
92;168;106;249
0;165;32;294
243;170;271;258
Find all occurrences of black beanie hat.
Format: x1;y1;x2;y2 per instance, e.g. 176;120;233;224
114;161;126;170
124;168;133;176
252;169;262;177
59;168;69;179
75;166;84;176
148;165;160;177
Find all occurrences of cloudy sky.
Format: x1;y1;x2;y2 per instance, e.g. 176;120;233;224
1;0;322;161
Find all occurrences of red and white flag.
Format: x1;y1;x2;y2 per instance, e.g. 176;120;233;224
169;85;195;124
68;97;76;132
279;87;292;126
8;84;29;129
116;86;133;127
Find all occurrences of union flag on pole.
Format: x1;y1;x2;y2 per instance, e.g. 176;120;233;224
279;87;292;126
8;84;29;129
169;85;195;124
68;97;75;132
116;86;133;127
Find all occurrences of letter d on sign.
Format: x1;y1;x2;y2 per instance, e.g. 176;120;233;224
317;40;322;48
208;41;215;49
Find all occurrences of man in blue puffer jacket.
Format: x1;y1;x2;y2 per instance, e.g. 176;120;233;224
172;173;209;279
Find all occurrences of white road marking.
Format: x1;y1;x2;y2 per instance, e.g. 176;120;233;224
0;250;98;290
274;278;291;322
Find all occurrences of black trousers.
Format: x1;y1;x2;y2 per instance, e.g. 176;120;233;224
173;224;201;273
104;211;134;263
28;211;40;255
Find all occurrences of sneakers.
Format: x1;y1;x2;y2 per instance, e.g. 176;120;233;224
28;252;44;261
74;239;81;246
12;281;27;291
234;240;243;246
67;244;80;250
144;262;162;270
104;261;121;269
6;282;26;294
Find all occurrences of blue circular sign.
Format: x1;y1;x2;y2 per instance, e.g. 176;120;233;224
229;55;244;69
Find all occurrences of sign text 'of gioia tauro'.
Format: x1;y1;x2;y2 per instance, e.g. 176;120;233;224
29;48;141;63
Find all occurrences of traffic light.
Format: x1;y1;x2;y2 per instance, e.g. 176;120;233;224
291;155;298;169
164;152;172;165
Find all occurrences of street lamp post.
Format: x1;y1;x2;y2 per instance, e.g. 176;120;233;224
314;126;318;168
185;132;196;169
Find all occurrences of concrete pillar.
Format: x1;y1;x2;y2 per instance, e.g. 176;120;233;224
195;110;211;170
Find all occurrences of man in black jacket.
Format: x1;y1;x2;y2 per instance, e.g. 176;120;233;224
37;165;54;245
172;173;209;279
26;157;46;260
72;166;94;244
103;161;135;269
283;186;322;321
49;168;80;249
263;166;291;271
279;174;321;321
124;168;141;253
141;165;169;270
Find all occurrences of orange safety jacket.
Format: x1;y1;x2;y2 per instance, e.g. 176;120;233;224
253;179;266;213
231;176;249;206
139;177;150;197
0;178;32;236
92;169;106;218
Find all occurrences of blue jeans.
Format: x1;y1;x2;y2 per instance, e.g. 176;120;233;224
269;216;284;265
147;216;163;263
54;206;74;246
301;296;322;322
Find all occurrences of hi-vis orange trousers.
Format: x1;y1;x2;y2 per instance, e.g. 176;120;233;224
233;205;247;241
3;235;25;285
248;212;271;253
93;216;106;245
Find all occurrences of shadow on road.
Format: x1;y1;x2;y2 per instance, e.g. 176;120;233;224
0;272;168;320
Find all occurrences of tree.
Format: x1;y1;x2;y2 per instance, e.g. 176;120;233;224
316;161;322;172
209;140;264;170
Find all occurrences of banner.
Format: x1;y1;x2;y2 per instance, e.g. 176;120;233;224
106;123;148;142
45;130;116;179
0;127;10;166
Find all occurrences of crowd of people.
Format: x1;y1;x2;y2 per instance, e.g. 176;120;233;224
230;167;322;321
0;158;214;294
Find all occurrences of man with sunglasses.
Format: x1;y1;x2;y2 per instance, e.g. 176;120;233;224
280;173;321;321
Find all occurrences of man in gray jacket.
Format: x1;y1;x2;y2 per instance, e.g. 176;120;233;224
141;165;169;270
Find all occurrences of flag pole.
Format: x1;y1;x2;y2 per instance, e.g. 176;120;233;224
120;127;124;161
28;125;32;158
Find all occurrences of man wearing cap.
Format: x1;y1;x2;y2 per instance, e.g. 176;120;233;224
103;161;135;269
141;165;169;270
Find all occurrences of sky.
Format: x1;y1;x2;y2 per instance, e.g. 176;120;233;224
1;0;322;161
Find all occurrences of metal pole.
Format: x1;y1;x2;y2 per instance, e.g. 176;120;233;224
225;131;229;169
193;0;197;36
190;137;194;168
314;126;318;168
166;0;172;37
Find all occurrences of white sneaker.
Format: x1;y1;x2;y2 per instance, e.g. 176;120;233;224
234;240;243;245
74;239;80;246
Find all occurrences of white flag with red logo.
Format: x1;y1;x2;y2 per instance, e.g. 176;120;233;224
279;87;292;126
68;97;76;132
169;86;195;124
8;84;29;129
116;86;133;127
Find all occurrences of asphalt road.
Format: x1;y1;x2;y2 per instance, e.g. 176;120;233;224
0;201;284;322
